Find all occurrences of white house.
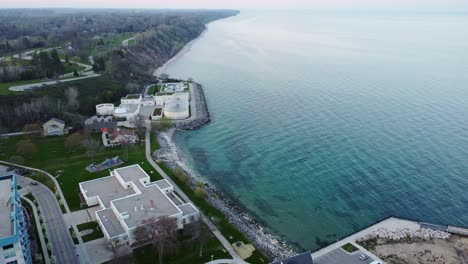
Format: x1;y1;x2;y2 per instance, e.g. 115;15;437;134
79;165;199;247
42;118;67;136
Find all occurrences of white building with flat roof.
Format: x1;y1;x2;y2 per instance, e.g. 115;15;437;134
79;165;198;247
162;93;190;120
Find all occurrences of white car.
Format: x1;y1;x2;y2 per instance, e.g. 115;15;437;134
370;261;382;264
359;254;369;261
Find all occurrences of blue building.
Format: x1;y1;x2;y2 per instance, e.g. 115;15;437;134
0;174;32;264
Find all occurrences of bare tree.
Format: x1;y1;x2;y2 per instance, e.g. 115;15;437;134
133;114;148;135
134;216;179;264
64;86;80;111
120;137;136;161
81;137;103;161
22;123;42;139
186;219;209;257
65;132;84;152
109;240;130;264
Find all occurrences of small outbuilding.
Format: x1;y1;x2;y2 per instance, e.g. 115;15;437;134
43;118;67;136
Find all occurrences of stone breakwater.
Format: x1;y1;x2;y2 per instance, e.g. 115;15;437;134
358;228;451;242
154;131;298;260
173;83;210;130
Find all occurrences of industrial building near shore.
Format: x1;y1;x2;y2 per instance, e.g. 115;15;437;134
79;164;199;247
85;82;190;131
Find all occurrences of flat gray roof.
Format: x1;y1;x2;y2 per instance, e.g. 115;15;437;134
147;179;171;190
115;165;148;183
178;203;198;216
96;209;126;238
0;176;13;237
81;176;135;207
112;185;181;229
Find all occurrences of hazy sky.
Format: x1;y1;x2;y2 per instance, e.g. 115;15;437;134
1;0;466;9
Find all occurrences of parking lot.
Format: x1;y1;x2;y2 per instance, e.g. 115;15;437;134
315;248;376;264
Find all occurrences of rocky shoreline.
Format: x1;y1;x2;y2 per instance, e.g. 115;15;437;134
154;131;298;261
172;82;211;130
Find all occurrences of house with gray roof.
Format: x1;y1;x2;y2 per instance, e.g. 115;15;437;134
79;164;199;247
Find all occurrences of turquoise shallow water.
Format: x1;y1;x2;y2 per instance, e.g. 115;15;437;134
165;10;468;250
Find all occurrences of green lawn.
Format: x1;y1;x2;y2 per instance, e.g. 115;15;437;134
0;135;160;211
147;85;156;95
342;243;359;253
63;62;86;74
77;221;104;242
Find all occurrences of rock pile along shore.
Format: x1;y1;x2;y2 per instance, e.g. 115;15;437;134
358;227;451;242
173;83;210;130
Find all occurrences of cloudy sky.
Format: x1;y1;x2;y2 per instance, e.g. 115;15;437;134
1;0;466;9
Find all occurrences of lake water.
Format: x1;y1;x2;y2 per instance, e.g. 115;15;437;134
165;10;468;250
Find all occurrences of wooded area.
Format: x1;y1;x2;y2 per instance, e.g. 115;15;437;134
0;9;239;132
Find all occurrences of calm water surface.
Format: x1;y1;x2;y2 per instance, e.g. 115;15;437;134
165;10;468;250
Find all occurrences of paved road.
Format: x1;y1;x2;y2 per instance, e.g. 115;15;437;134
145;131;246;264
17;176;79;264
9;71;100;92
22;196;51;264
122;37;135;47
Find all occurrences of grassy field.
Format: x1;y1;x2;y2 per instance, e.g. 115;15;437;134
63;62;86;73
90;32;135;56
147;85;156;95
0;135;160;211
77;221;104;242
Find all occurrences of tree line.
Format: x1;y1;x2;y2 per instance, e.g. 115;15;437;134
0;49;65;83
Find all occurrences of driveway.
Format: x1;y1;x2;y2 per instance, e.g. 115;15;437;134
17;176;79;264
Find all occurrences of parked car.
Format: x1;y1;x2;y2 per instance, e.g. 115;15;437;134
31;181;38;186
6;167;15;172
359;254;369;261
14;168;28;175
370;261;382;264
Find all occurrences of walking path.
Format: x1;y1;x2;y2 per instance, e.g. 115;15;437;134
122;37;135;47
145;131;246;264
22;196;51;264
